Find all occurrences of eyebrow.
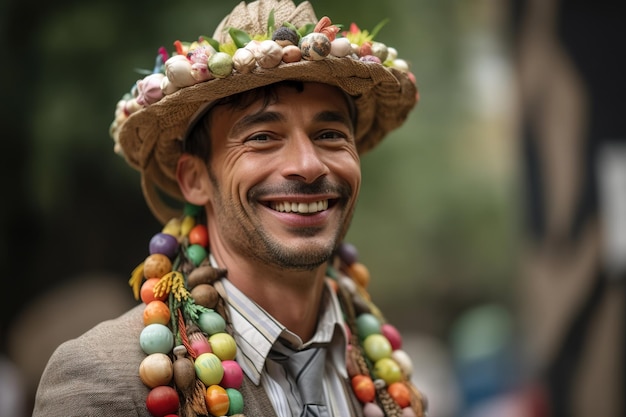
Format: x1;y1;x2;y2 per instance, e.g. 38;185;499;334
230;111;284;139
230;109;353;139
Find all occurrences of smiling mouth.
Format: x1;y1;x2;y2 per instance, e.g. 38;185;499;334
269;200;330;214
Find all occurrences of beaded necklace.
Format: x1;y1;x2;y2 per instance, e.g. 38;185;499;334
131;203;427;417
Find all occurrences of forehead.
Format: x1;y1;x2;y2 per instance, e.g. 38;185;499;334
217;81;350;113
205;82;352;134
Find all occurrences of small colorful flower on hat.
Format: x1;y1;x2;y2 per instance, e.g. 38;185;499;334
313;16;340;41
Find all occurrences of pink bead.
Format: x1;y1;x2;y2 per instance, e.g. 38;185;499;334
220;360;243;389
363;402;385;417
190;334;212;356
381;323;403;350
401;407;417;417
344;323;352;341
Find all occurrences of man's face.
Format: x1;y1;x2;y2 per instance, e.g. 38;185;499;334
205;82;361;271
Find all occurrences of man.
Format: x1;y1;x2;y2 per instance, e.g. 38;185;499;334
33;1;423;416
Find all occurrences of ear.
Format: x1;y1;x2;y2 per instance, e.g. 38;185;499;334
176;153;212;206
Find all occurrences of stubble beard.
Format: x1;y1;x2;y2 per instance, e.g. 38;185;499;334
210;173;356;271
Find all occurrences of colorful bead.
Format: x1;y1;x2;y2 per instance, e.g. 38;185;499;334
140;278;168;304
363;334;392;362
381;323;402;350
140;323;174;355
348;262;370;288
143;300;171;326
363;402;385;417
351;374;376;403
189;332;212;356
188;224;209;247
373;357;403;385
205;385;230;416
220;360;244;389
186;244;207;266
180;215;196;236
356;313;381;338
197;310;226;335
226;388;244;415
299;33;331;60
387;382;411;408
143;254;173;279
145;386;179;417
391;349;414;377
149;232;179;259
208;52;234;78
139;353;173;388
194;353;224;386
208;332;237;361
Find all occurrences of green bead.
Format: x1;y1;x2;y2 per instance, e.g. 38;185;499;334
356;313;381;339
197;310;226;335
187;244;207;266
183;203;202;216
226;388;244;415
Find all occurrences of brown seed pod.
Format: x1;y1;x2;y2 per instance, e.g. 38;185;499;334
190;284;220;309
172;346;196;393
187;265;227;289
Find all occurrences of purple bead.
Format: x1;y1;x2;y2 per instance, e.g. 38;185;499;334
337;242;358;265
149;232;179;259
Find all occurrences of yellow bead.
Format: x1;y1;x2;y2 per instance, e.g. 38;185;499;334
181;215;196;237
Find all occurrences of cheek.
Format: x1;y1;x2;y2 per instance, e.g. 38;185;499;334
332;151;361;189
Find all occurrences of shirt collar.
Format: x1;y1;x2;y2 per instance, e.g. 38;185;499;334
218;277;348;385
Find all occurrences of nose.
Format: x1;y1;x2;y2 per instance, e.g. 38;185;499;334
280;133;329;183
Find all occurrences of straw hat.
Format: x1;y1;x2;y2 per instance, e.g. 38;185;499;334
110;0;419;224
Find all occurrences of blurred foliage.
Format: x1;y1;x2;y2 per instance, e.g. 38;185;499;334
1;0;520;346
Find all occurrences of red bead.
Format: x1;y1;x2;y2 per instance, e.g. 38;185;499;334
188;224;209;247
146;386;179;417
351;374;376;403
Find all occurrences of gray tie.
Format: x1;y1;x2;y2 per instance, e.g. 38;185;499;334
269;341;331;417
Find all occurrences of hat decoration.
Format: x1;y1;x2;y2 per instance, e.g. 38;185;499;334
110;11;415;154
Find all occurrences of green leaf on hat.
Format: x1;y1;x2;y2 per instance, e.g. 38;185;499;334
267;9;275;35
201;35;221;53
369;18;390;40
297;23;315;37
228;27;252;48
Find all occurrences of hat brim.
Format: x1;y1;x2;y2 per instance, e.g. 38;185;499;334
118;56;418;224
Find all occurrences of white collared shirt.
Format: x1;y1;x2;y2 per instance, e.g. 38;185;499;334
218;278;357;417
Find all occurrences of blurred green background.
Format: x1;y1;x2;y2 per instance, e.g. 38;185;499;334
1;0;522;415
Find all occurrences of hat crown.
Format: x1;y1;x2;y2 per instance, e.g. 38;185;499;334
213;0;318;43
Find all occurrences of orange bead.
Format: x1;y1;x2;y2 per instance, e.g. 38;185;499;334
205;385;229;416
143;253;172;279
143;300;171;326
141;278;168;304
351;374;376;403
387;382;411;408
348;262;370;288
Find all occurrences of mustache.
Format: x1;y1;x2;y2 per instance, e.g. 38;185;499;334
248;177;353;200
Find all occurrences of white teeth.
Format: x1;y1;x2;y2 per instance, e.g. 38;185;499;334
271;200;329;213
